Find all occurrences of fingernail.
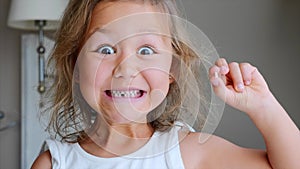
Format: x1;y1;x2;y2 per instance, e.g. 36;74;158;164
211;78;219;87
237;83;244;90
214;72;218;78
211;72;219;86
245;80;251;85
220;66;227;73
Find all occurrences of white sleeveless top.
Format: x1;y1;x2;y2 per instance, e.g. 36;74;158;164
46;122;192;169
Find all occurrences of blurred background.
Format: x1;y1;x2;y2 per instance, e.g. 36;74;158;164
182;0;300;148
1;0;299;168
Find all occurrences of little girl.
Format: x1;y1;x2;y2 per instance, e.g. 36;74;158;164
32;0;300;169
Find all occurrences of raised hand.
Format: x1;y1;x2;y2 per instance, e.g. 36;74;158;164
209;58;300;169
209;58;273;115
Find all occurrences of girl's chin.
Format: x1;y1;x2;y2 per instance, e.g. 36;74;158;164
104;114;148;125
100;93;154;113
97;106;149;124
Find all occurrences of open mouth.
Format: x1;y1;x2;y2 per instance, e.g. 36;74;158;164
105;90;146;98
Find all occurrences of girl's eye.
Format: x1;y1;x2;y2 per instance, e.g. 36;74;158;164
137;46;155;55
96;45;116;55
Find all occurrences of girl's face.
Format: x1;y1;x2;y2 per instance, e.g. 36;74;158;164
77;1;173;124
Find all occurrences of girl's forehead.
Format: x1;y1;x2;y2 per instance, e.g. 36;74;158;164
86;1;171;40
92;1;163;23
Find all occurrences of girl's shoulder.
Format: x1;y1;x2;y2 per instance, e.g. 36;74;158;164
31;150;52;169
179;132;271;169
31;139;73;169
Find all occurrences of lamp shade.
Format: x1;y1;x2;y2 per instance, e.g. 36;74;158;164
7;0;69;30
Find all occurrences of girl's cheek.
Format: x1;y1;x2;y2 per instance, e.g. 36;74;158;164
77;56;104;105
94;61;112;86
144;71;170;94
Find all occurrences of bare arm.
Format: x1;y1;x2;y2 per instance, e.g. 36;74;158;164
248;95;300;168
180;132;271;169
31;150;52;169
209;58;300;169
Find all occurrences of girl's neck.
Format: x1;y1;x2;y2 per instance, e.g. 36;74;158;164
110;122;154;138
80;116;154;157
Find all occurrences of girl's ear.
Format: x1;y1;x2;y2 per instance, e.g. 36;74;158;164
169;74;174;84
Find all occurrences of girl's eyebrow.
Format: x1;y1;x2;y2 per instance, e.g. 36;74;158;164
86;27;110;38
93;27;165;35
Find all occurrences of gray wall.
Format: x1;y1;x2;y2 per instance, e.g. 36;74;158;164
182;0;300;148
0;0;22;169
0;0;299;168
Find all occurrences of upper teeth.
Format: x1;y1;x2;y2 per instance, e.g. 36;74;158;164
111;90;141;98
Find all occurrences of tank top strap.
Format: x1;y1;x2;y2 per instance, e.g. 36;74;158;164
45;139;70;168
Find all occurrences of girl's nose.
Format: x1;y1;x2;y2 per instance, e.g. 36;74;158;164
113;54;139;79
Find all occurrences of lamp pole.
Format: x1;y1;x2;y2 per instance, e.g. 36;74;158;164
35;20;46;94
